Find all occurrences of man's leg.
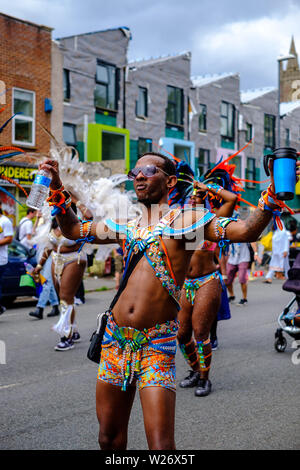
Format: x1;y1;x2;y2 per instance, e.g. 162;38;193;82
140;387;176;450
177;296;200;387
237;262;249;304
226;263;238;301
192;278;222;396
96;380;136;450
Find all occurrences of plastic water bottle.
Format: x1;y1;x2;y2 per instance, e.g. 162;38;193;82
26;169;52;210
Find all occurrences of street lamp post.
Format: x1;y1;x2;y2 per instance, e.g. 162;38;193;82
277;54;296;147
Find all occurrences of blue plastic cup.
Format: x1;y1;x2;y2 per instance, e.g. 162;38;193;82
263;147;298;200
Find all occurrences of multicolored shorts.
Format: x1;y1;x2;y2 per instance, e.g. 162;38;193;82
97;313;178;392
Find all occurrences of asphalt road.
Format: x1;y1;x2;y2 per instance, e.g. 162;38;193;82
0;279;299;450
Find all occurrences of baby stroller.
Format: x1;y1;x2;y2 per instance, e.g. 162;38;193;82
274;252;300;352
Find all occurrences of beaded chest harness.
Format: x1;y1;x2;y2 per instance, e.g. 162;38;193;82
104;207;215;309
124;208;182;308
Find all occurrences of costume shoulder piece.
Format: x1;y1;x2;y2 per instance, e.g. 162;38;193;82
103;219;129;235
163;207;215;237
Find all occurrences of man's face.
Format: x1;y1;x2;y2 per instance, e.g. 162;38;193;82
29;211;37;219
132;155;176;205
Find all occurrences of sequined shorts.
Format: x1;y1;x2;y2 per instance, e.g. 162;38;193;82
97;313;178;392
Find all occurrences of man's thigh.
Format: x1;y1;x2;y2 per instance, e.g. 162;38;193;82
238;262;249;284
96;379;136;437
226;263;238;285
140;386;176;450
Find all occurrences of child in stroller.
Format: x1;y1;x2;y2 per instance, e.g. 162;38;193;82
275;252;300;352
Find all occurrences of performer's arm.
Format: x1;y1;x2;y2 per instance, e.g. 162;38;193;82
39;159;120;244
205;204;273;243
34;248;52;273
192;182;238;218
0;235;13;246
205;161;300;243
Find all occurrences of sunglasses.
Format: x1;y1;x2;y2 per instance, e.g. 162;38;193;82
127;165;170;180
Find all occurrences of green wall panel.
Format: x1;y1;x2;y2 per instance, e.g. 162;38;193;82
221;139;235;150
165;127;184;140
87;124;101;162
76;141;84;162
95;112;117;127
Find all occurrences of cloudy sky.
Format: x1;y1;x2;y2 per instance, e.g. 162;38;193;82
1;0;300;90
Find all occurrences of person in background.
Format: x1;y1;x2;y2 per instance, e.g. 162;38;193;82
226;242;255;305
0;202;14;314
18;208;37;249
28;249;60;320
264;224;290;283
70;192;93;305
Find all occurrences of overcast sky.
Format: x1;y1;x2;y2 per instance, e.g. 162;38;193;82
1;0;300;90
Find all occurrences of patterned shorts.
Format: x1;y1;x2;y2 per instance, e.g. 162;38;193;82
97;313;178;392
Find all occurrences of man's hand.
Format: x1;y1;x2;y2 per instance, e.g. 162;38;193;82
190;182;208;205
33;265;42;275
39;159;62;190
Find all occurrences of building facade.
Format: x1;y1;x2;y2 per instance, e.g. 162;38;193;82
126;52;194;170
57;27;131;175
0;13;53;223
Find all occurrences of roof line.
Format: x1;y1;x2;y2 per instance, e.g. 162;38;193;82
56;26;131;41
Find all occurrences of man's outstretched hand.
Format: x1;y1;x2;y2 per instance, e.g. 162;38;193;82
39;159;62;190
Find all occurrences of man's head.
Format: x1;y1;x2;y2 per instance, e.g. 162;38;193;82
130;152;177;205
27;208;37;219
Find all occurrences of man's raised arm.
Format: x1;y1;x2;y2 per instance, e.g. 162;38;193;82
204;160;300;244
204;205;272;243
39;159;120;244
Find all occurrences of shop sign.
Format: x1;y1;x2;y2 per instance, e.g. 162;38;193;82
0;165;37;186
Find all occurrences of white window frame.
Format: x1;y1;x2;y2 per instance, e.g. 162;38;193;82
12;87;35;147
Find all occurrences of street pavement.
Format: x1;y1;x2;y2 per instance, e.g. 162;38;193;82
0;276;299;450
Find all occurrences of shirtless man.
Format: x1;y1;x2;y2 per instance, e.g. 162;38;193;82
39;152;299;450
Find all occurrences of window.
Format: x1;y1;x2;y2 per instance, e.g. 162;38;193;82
102;132;125;160
285;129;290;147
198;104;207;132
63;123;77;147
138;138;152;156
220;101;235;141
63;69;70;101
174;145;191;162
136;87;148;118
231;155;241;178
198;149;210;176
246;123;253;142
264;114;276;149
166;86;183;126
12;88;35;146
94;61;117;111
246;157;256;189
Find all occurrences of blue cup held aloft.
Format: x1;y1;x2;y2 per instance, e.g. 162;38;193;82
263;147;298;201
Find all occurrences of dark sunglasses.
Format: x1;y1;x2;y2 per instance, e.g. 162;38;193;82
127;165;170;180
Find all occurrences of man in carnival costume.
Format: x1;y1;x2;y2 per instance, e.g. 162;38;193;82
40;152;299;450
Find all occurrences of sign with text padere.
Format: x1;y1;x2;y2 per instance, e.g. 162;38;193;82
0;164;37;186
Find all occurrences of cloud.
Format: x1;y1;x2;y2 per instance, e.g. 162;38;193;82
0;0;300;89
192;5;300;89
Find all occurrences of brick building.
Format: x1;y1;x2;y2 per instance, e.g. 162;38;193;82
0;13;53;223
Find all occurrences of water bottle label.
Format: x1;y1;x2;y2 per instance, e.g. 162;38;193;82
34;175;51;187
